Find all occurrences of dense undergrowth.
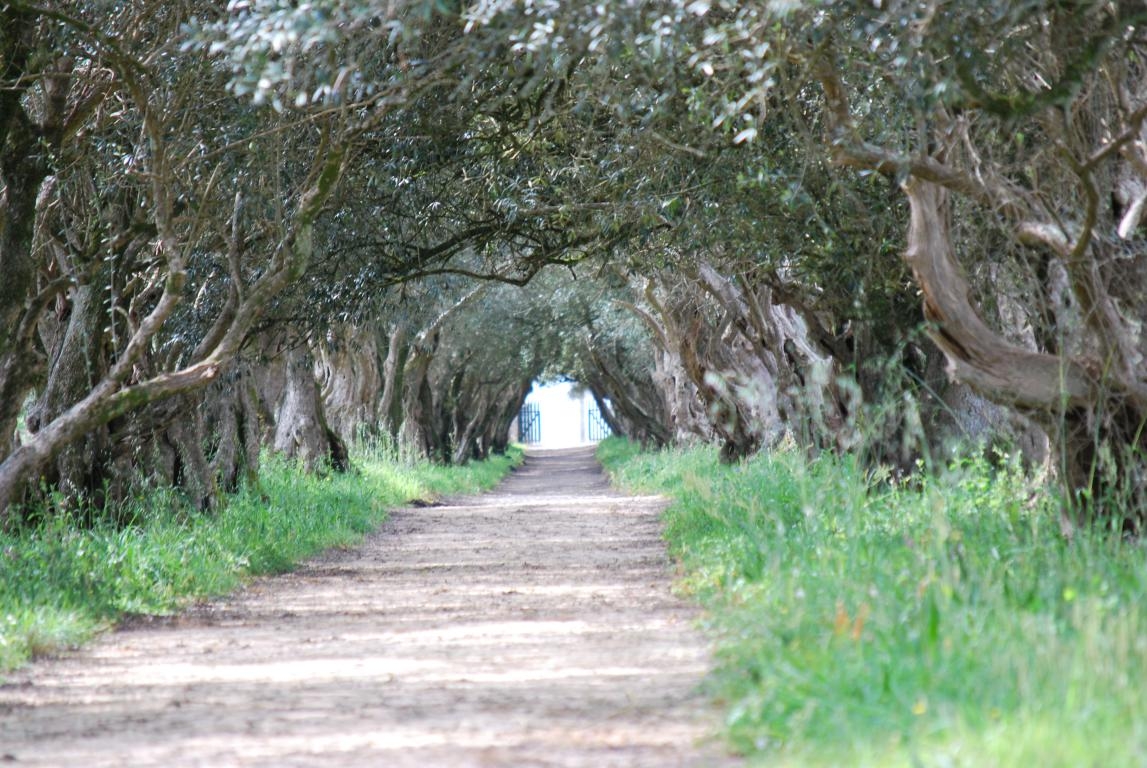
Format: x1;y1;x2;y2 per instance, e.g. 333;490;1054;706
598;437;1147;767
0;447;520;673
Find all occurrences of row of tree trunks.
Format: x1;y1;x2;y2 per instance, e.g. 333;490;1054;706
580;344;673;449
626;273;798;462
604;298;702;448
388;287;540;465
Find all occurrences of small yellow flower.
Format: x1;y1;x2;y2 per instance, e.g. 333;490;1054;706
912;697;928;716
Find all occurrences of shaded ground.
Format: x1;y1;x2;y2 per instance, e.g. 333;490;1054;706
0;447;737;767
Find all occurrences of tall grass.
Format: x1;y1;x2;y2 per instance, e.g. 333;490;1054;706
0;447;520;673
597;437;1147;767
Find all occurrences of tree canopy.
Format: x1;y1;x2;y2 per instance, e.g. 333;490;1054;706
2;0;1147;526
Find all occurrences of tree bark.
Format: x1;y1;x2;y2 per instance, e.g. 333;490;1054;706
206;362;263;494
616;293;709;443
273;346;350;473
399;287;487;463
0;10;52;460
903;178;1147;522
315;325;382;443
0;139;348;521
400;329;441;462
903;179;1098;412
379;324;408;442
27;279;110;503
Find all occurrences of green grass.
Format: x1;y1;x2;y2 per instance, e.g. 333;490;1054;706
597;437;1147;767
0;446;521;673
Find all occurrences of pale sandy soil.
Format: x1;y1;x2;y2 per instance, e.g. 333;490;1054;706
0;447;739;767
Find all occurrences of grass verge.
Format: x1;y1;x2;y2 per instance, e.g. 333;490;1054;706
0;446;520;673
597;437;1147;767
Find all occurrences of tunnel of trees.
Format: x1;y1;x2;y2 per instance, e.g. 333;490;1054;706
3;0;1147;527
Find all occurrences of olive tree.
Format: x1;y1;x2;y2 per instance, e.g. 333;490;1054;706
699;0;1147;522
0;1;405;519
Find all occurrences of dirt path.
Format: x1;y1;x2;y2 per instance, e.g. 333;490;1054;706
0;447;737;767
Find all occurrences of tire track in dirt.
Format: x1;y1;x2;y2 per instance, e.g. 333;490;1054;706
0;447;737;767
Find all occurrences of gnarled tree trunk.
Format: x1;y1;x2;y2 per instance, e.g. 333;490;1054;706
26;279;110;505
273;346;349;473
204;362;263;494
0;13;55;461
378;324;408;442
315;324;382;444
903;178;1144;523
